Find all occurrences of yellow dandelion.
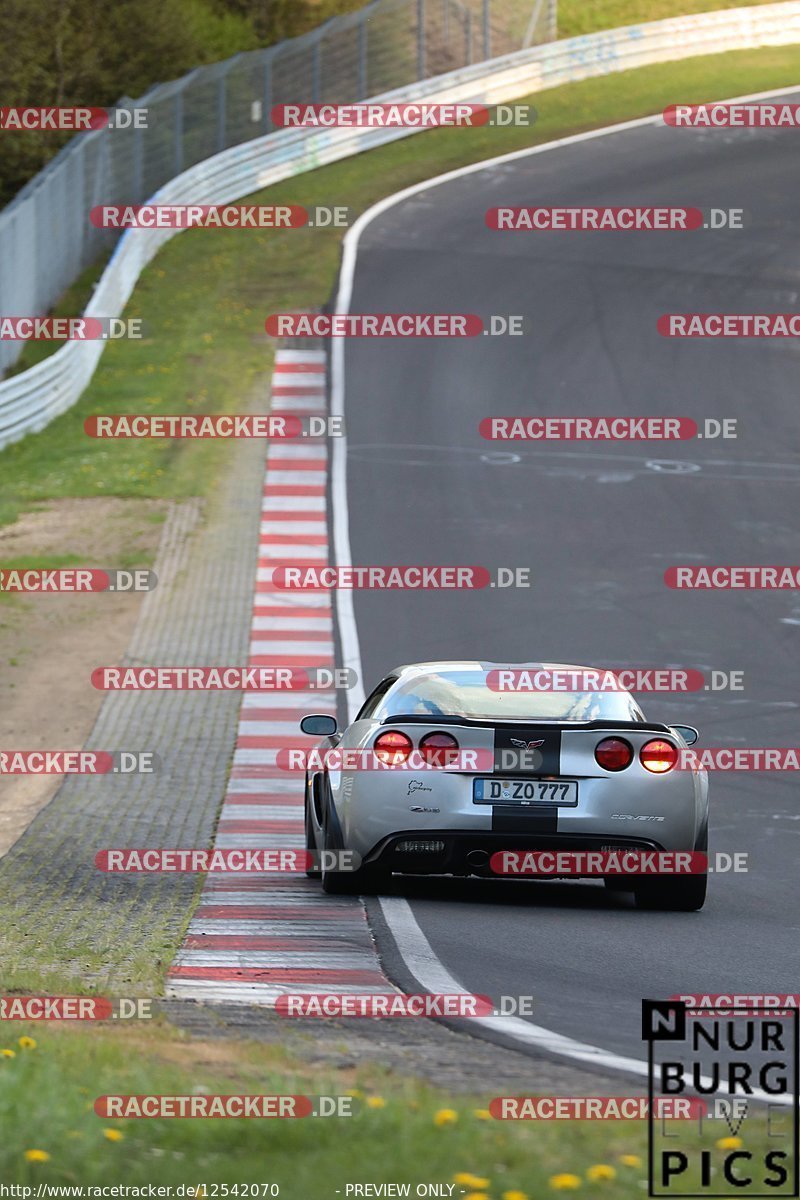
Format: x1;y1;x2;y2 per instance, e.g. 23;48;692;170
586;1164;616;1182
344;1088;363;1098
365;1096;385;1109
503;1191;529;1200
433;1107;458;1127
549;1175;581;1191
716;1136;742;1150
2;1049;16;1058
24;1150;50;1163
18;1036;37;1049
453;1175;490;1189
473;1108;492;1120
618;1154;642;1168
103;1129;124;1142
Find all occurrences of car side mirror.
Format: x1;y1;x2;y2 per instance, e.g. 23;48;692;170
300;714;338;737
670;724;698;746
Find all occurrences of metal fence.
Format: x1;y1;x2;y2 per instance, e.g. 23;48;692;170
0;0;556;378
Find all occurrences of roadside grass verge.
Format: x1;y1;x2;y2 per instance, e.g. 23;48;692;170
0;1021;775;1192
2;42;799;530
557;0;781;37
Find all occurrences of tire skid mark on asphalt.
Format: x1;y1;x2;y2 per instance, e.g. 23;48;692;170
166;348;390;1005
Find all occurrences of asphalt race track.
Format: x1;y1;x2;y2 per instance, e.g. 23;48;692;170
338;103;800;1066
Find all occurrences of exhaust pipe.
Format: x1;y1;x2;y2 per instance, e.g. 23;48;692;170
466;849;490;870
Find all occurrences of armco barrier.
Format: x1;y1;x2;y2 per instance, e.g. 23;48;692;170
2;0;800;450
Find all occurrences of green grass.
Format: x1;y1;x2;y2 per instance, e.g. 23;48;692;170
556;0;781;37
2;40;799;531
0;1022;784;1192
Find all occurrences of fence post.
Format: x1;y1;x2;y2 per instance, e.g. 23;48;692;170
312;36;323;102
547;0;557;40
262;50;273;133
417;0;426;79
465;8;472;64
483;0;490;59
133;120;144;199
217;68;227;153
174;87;184;175
358;17;368;97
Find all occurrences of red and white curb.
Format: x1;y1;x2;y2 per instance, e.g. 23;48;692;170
167;348;389;1005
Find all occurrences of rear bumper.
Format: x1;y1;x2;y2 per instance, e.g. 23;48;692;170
362;828;675;876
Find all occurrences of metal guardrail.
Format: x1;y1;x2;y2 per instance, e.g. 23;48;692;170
2;0;800;450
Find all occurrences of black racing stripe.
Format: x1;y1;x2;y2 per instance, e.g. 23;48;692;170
492;806;559;835
493;726;562;775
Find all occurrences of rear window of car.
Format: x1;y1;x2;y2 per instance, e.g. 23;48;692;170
374;669;644;723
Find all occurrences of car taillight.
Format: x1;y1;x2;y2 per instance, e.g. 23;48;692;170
640;738;678;773
373;730;413;765
595;737;634;772
418;731;459;766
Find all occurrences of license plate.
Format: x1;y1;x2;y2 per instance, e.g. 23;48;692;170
473;777;578;806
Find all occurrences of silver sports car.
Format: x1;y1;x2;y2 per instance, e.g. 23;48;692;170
301;661;709;910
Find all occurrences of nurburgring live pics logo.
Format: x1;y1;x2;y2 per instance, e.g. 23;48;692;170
643;998;798;1195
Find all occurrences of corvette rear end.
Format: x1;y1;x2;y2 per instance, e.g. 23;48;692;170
302;661;709;910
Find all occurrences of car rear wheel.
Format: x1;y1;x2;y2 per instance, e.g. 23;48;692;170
319;793;383;896
304;775;321;879
633;872;707;912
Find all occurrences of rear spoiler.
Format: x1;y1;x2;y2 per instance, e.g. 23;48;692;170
379;715;674;734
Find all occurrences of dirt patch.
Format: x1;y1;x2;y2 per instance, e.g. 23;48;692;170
0;498;167;857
